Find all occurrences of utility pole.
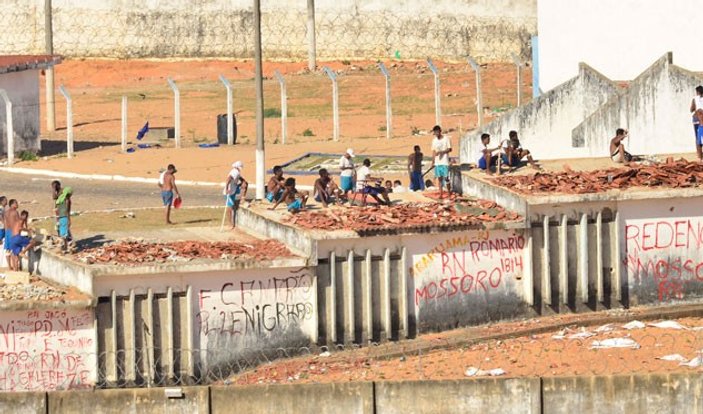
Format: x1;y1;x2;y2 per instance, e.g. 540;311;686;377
254;0;265;200
307;0;316;71
45;0;56;131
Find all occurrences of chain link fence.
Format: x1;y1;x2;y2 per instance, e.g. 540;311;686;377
0;1;535;62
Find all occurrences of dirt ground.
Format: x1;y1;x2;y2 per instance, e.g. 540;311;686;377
230;315;703;385
13;59;531;187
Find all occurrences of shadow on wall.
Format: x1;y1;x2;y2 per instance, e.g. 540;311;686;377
40;139;119;156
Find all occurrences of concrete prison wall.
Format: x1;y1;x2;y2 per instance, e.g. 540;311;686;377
0;69;41;156
0;373;699;413
0;0;536;61
460;63;619;164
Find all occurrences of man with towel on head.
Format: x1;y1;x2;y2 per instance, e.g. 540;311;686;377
224;161;248;229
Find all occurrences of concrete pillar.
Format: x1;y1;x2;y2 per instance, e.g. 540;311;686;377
274;70;287;144
185;285;195;378
166;286;175;382
559;214;569;305
378;63;392;139
579;213;589;304
614;211;623;302
381;248;392;341
427;59;441;126
524;225;534;305
596;211;604;302
399;247;408;339
167;78;180;148
542;215;551;306
107;290;118;384
328;252;337;344
323;67;339;141
218;75;234;146
362;249;373;343
125;289;136;384
467;57;483;128
58;85;73;158
0;89;14;166
145;288;155;386
345;250;355;344
121;96;127;152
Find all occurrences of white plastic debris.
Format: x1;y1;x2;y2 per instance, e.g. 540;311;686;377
679;355;703;368
622;321;645;330
568;328;595;340
657;354;688;362
464;367;506;377
590;338;641;349
594;323;615;333
318;351;331;357
648;320;688;330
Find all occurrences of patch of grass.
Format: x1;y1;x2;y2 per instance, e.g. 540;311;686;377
378;125;387;132
410;126;421;136
341;59;351;66
302;128;315;137
263;107;282;118
19;151;38;161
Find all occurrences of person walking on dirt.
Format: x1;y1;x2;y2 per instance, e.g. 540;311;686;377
224;161;248;229
158;164;180;224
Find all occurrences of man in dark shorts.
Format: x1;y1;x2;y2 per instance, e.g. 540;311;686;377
8;209;37;271
408;145;425;191
314;168;342;207
356;158;391;206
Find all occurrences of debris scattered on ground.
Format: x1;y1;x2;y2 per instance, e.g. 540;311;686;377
590;338;641;350
657;354;688;362
75;239;293;265
283;198;520;232
594;323;615;333
622;320;645;330
0;276;83;302
464;367;506;377
679;355;703;368
648;320;688;330
492;159;703;194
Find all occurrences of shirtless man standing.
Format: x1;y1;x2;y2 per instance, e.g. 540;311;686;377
158;164;180;224
3;199;18;267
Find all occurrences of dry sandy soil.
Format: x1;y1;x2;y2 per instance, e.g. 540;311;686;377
229;315;703;385
15;59;532;186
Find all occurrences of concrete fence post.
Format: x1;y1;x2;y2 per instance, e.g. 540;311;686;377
274;70;288;144
323;67;339;141
307;0;316;71
467;57;483;128
0;89;14;166
378;63;392;139
218;75;234;146
511;52;523;107
427;58;442;126
121;96;127;152
167;78;181;148
58;85;73;158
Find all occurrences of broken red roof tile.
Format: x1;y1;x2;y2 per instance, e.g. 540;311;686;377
493;159;703;195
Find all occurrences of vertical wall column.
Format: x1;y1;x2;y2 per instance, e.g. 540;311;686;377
398;247;409;339
559;214;569;304
542;215;552;306
578;213;589;303
344;250;355;343
362;250;373;343
125;289;136;384
381;248;392;341
595;211;604;302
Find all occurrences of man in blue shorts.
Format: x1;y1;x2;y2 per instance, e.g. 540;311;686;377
158;164;180;224
269;177;309;213
477;133;500;175
3;198;18;267
339;148;355;197
266;165;285;203
407;145;425;191
430;125;452;198
224;161;248;229
0;196;6;262
8;210;37;271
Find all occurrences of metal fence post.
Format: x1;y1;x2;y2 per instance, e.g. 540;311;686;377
307;0;316;71
218;75;234;146
378;63;392;139
427;58;441;127
467;57;483;128
511;52;523;107
58;85;73;158
0;89;14;166
45;0;55;132
323;67;339;141
167;78;181;148
121;96;127;152
274;70;287;144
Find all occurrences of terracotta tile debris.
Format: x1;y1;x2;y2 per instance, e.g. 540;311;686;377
283;197;520;233
492;159;703;195
75;239;293;265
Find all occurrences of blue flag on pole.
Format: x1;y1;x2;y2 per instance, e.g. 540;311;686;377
136;121;149;140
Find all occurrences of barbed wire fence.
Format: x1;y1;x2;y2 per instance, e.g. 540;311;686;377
4;323;702;392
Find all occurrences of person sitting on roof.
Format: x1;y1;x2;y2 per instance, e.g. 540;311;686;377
314;168;342;207
266;165;285;203
269;177;309;213
610;128;632;163
502;130;540;170
356;159;391;206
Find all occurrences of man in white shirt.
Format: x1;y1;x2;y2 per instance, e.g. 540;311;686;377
356;158;391;206
224;161;248;229
339;148;355;197
430;125;452;198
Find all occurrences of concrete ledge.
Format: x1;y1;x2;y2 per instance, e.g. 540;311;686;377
0;298;94;311
375;378;541;414
48;387;209;414
237;206;318;261
210;383;374;414
34;249;94;295
0;391;46;414
461;172;528;216
542;372;703;414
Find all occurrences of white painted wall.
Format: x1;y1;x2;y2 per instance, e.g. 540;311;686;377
0;70;41;156
619;196;703;305
538;0;703;91
0;308;96;392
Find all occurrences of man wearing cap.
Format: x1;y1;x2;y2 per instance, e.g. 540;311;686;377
158;164;180;224
224;161;248;229
339;148;355;197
